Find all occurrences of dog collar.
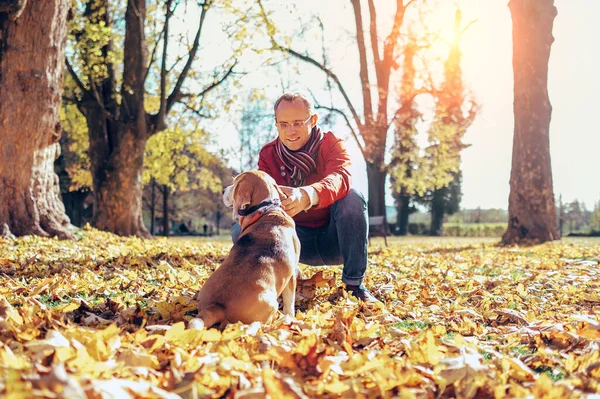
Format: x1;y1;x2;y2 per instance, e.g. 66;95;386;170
238;199;280;216
238;200;281;232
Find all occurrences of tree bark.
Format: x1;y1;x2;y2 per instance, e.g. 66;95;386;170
502;0;559;244
150;179;156;235
395;192;410;236
162;185;169;237
67;0;224;238
430;189;445;236
366;161;386;219
215;211;222;236
92;132;149;237
0;0;72;238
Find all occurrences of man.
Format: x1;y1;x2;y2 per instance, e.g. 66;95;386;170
232;93;379;303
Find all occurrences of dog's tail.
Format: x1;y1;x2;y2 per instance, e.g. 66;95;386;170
189;304;226;330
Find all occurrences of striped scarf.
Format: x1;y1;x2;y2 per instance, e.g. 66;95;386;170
276;126;324;187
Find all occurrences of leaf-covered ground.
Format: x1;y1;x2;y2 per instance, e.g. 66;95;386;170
1;228;600;398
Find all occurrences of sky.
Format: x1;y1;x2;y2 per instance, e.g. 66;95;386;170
192;0;599;211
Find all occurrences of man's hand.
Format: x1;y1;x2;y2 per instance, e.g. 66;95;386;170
280;186;311;217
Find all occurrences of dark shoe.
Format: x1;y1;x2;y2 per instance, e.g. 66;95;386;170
345;284;381;304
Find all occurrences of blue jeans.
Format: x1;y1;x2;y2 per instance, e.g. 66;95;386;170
231;189;369;286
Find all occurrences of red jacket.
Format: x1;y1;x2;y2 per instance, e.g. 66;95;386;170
258;131;352;228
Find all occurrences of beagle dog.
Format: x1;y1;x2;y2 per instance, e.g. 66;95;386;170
193;170;301;329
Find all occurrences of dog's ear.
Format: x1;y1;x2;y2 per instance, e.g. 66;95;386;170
234;182;252;216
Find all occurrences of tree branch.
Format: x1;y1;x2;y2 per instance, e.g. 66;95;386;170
367;0;381;66
316;104;366;159
350;0;374;124
255;0;363;130
144;26;165;84
156;0;174;132
65;58;115;121
65;58;89;98
165;0;211;114
194;62;237;104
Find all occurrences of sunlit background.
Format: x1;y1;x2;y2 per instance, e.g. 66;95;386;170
192;0;599;211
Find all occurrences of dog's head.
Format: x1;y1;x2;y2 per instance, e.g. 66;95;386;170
223;171;286;220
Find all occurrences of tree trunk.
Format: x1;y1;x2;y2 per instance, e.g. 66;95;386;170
92;132;150;237
366;162;386;217
150;179;156;235
162;185;170;237
79;0;150;238
0;0;72;238
215;212;222;236
430;189;445;236
502;0;559;244
396;193;410;236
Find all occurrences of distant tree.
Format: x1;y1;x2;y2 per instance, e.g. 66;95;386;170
235;94;275;171
429;172;462;235
65;0;239;237
590;200;600;233
564;200;585;234
389;35;422;236
502;0;559;244
143;125;223;237
390;9;476;236
425;10;476;236
0;0;72;238
416;171;462;235
557;194;564;236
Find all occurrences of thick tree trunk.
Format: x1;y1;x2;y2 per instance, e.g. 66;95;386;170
162;185;170;237
366;162;386;218
92;132;149;238
430;189;445;236
396;193;410;236
502;0;559;244
79;0;150;238
0;0;72;238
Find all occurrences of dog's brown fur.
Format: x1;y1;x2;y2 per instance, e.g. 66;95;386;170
194;171;300;329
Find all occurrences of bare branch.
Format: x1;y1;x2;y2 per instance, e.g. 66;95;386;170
283;48;363;129
256;0;362;130
316;104;366;159
65;58;89;98
144;28;164;84
461;19;478;35
157;0;174;131
383;0;407;65
165;0;211;113
350;0;374;124
367;0;380;65
65;58;115;121
181;102;212;119
193;62;237;104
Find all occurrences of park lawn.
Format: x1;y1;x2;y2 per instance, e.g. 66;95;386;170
0;229;599;398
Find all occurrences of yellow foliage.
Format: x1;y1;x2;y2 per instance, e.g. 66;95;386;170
0;232;599;397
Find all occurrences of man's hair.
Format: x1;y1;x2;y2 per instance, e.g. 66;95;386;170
273;93;315;115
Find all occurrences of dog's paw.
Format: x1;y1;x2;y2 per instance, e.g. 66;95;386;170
187;318;205;330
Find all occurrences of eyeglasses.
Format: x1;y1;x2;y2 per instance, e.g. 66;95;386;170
275;115;312;129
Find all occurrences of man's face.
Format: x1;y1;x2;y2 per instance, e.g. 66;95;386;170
274;100;317;151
